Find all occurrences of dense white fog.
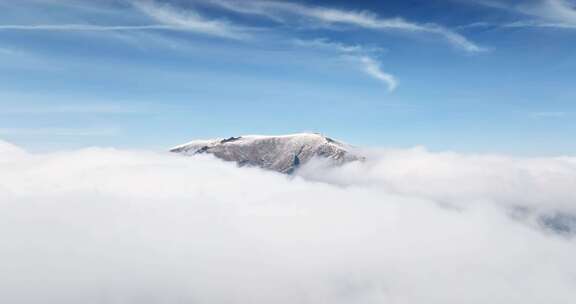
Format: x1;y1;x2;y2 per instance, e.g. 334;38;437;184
1;140;576;304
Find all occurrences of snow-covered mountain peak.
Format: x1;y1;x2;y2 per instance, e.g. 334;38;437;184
170;133;363;174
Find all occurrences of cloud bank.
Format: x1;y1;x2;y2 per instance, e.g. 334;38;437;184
1;140;575;304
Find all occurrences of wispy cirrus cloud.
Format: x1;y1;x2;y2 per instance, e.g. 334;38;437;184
358;56;398;92
0;1;250;40
462;0;576;30
292;38;384;55
536;0;576;24
131;0;249;40
0;22;247;39
0;0;485;92
197;0;485;53
292;39;398;92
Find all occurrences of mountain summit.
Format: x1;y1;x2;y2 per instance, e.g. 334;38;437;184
170;133;363;174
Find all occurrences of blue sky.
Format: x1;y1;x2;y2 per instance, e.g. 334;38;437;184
0;0;575;155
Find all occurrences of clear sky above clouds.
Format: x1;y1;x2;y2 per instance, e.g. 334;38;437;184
0;0;575;154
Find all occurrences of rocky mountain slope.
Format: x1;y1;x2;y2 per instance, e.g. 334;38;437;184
170;133;363;174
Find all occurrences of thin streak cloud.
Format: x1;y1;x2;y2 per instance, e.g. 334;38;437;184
0;23;245;36
0;104;147;115
531;111;569;118
0;24;176;31
506;20;576;29
0;127;120;137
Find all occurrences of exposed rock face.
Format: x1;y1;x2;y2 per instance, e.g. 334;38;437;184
170;133;363;174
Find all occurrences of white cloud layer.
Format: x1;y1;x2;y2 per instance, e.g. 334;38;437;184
1;140;575;303
299;147;576;216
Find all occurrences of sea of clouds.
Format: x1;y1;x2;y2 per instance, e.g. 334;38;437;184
1;139;576;304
